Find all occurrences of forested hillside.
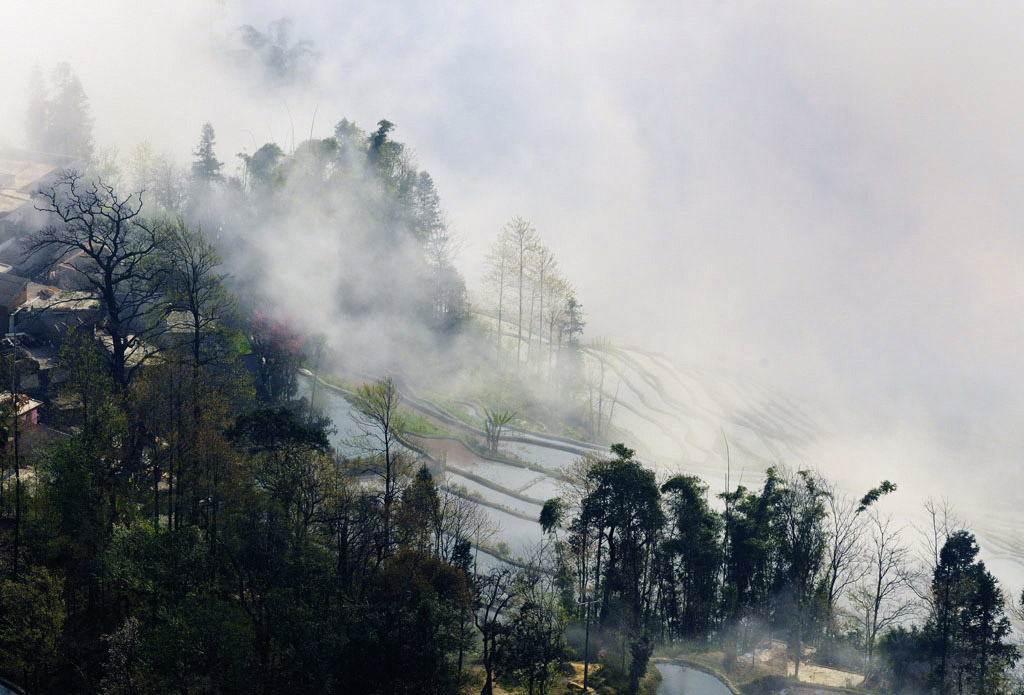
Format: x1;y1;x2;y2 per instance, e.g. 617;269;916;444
0;63;1020;695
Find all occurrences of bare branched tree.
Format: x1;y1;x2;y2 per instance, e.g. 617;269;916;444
161;218;236;370
483;226;512;364
507;217;540;374
909;497;965;604
485;217;540;373
820;479;868;636
530;245;556;373
851;510;916;667
475;566;514;695
544;274;571;375
434;480;495;564
31;170;167;390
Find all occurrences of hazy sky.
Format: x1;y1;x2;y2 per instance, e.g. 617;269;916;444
2;1;1022;496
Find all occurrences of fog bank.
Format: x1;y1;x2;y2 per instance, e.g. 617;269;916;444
2;1;1021;526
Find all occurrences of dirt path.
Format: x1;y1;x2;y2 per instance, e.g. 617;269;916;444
566;661;602;691
747;640;864;689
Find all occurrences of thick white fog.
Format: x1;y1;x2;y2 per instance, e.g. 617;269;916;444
2;1;1022;580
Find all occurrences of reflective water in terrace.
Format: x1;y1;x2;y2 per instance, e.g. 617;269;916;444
444;471;543;515
655;664;732;695
447;460;541;490
519;476;563;501
296;376;365;455
500;439;585;470
477;505;545;555
471;547;507;573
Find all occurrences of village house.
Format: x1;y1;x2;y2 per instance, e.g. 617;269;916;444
0;272;29;334
0;148;76;243
0;391;42;425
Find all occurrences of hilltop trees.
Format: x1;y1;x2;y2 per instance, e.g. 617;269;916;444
484;218;580;375
367;119;400;179
576;443;663;684
416;172;468;332
776;469;829;679
234;18;317;86
26;65;50;153
225;118;467;345
925;531;1017;695
660;474;722;639
528;247;555;367
484;230;511;362
484;217;539;371
191;122;224;184
482;218;588;423
26;62;95;162
28;110;468;409
558;295;586;401
507;218;538;372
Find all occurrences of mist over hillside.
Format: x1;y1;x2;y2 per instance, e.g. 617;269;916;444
6;0;1020;501
0;3;1022;694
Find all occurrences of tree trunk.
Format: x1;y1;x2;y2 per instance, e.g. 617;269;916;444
11;351;22;576
154;458;161;530
516;245;524;373
536;267;544;376
497;256;505;365
481;635;495;695
526;276;537;366
548;313;557;375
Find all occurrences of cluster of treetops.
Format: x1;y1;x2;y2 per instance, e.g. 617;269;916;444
25;62;598;434
0;63;1019;695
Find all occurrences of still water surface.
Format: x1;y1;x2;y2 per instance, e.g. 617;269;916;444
655;664;732;695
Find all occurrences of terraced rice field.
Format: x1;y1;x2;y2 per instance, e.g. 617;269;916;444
500;439;583;470
448;459;542;490
300;342;1024;598
579;346;1024;597
444;471;543;516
